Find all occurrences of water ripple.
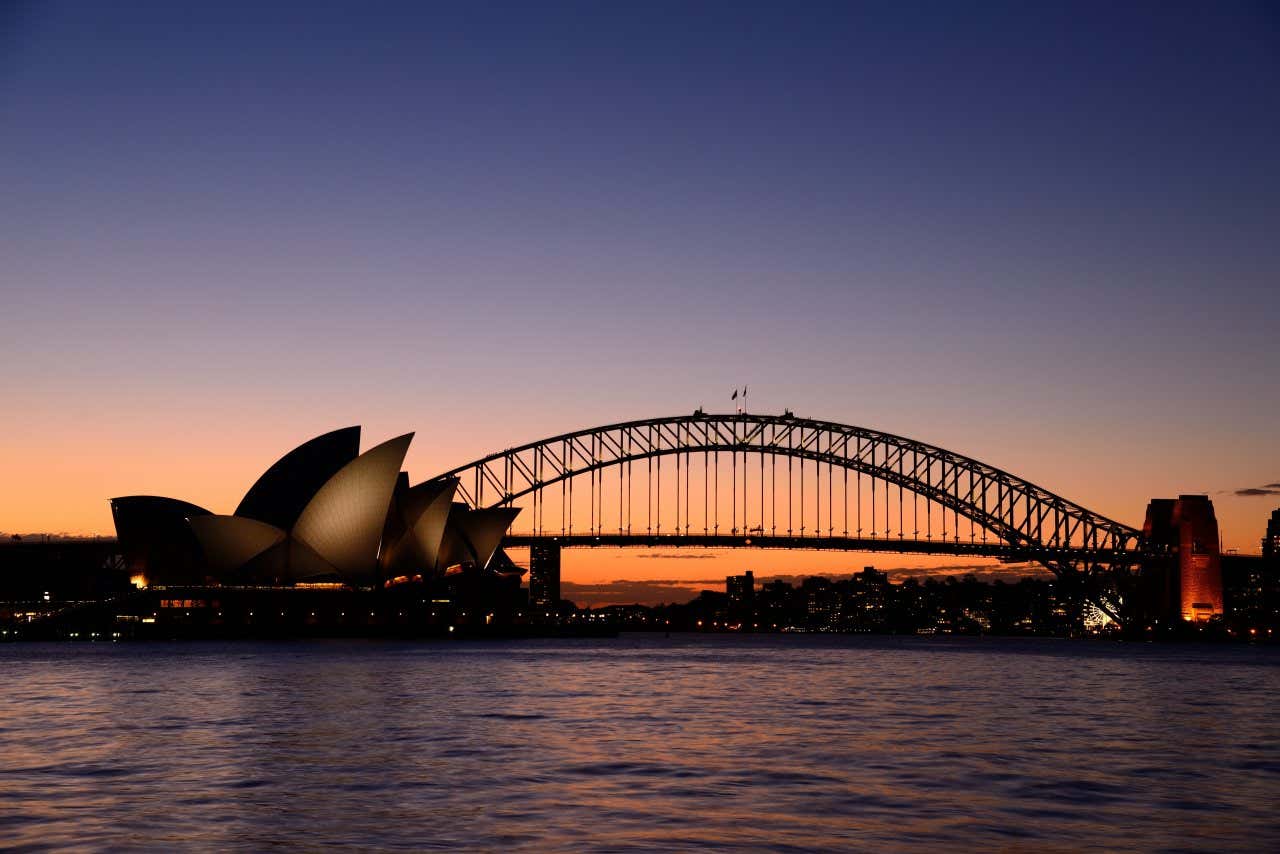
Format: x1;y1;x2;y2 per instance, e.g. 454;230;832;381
0;635;1277;851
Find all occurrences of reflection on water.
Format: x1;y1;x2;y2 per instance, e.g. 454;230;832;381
1;635;1278;851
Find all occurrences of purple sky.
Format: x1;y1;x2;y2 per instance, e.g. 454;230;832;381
2;1;1278;562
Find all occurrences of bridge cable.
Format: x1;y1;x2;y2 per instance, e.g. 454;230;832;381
913;449;919;538
799;450;805;535
926;459;932;541
857;443;862;537
618;431;624;535
969;472;975;543
703;449;708;535
843;438;849;537
770;450;775;535
646;448;651;535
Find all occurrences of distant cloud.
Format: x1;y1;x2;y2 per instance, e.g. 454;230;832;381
877;563;1051;583
754;563;1050;585
1235;486;1280;497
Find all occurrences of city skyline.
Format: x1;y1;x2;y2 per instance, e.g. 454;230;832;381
3;2;1278;585
3;408;1274;608
3;5;1279;849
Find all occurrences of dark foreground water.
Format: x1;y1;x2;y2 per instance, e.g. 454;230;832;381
1;636;1278;852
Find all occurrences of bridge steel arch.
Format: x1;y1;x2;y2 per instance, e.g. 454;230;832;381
429;413;1145;580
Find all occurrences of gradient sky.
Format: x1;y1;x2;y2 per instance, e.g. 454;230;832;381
2;2;1278;592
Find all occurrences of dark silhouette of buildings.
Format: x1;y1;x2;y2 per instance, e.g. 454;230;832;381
726;570;754;612
0;536;129;605
590;568;1094;637
1221;508;1280;634
111;497;211;586
569;505;1280;640
529;542;561;609
7;439;1280;641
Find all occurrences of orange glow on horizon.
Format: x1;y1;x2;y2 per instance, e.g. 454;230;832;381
2;413;1275;592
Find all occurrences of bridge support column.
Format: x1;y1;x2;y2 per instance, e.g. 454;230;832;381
1140;495;1223;625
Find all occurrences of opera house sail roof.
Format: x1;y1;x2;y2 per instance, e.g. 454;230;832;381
109;428;523;589
109;496;212;585
187;515;286;579
234;426;360;530
192;433;413;584
380;476;459;578
452;506;522;572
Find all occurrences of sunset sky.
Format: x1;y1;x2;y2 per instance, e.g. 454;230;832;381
3;2;1277;598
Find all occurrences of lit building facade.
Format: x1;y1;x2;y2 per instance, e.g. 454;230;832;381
1141;494;1223;623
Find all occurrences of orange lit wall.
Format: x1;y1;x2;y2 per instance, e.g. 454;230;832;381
1172;496;1223;622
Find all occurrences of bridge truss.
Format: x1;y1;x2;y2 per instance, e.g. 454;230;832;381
432;413;1147;610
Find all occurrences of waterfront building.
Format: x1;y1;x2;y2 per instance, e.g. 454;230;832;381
529;542;561;609
1263;509;1280;627
1265;509;1280;560
110;496;211;586
726;570;754;610
108;427;519;589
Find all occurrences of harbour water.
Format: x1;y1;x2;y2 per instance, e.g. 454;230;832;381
1;635;1278;851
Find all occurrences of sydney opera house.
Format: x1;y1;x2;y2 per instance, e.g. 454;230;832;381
110;427;521;592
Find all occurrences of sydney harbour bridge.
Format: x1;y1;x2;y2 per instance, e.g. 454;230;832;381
433;412;1151;620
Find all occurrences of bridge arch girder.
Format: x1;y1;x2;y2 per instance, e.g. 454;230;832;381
449;442;1058;551
429;414;1142;559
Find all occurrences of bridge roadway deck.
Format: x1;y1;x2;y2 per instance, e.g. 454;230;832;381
501;533;1145;564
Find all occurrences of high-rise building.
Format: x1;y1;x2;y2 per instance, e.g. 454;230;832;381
1264;509;1280;560
529;542;561;609
854;566;888;624
726;570;754;609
